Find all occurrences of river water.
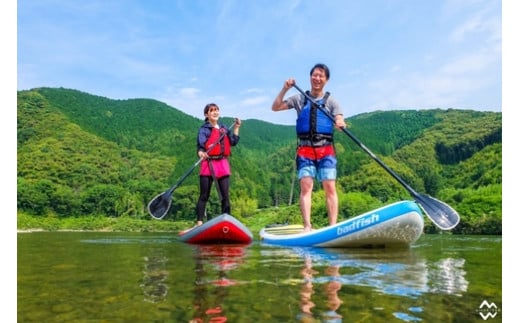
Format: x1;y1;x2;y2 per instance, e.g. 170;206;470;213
18;232;502;322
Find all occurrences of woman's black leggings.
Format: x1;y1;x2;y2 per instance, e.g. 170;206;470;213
196;175;230;221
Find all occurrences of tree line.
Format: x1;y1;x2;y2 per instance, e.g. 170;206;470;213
17;88;502;234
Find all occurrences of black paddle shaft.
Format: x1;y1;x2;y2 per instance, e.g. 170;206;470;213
292;84;460;230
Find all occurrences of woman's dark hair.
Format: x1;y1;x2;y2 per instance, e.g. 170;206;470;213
310;63;330;80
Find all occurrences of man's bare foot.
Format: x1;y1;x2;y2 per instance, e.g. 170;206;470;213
303;226;312;233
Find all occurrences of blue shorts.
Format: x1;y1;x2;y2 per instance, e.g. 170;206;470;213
296;155;337;181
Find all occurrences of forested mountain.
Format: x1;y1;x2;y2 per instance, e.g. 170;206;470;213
17;87;502;234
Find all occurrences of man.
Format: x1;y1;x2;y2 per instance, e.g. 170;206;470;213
272;63;346;232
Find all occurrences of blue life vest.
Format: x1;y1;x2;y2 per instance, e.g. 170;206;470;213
296;91;333;140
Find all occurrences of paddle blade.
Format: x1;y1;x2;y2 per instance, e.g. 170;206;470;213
147;191;173;220
415;193;460;230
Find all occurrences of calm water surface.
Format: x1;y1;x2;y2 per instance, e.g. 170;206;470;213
18;232;502;322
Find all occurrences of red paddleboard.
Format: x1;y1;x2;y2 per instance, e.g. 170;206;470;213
178;213;253;244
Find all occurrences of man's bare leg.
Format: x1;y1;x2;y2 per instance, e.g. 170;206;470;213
300;177;314;231
323;180;338;225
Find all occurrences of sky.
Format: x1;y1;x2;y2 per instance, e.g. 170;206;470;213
17;0;503;126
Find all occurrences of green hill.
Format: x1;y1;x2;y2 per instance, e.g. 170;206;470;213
17;87;502;234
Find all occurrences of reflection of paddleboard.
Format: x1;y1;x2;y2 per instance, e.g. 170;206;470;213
263;245;468;297
196;245;248;276
179;213;253;244
263;245;432;298
196;245;248;270
260;200;424;248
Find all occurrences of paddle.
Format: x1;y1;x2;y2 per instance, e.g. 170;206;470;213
292;84;460;230
147;121;236;219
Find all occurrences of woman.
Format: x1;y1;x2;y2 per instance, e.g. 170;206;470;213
195;103;241;227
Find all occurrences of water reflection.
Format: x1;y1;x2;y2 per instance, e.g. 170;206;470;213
19;233;497;322
297;247;467;296
141;250;169;303
264;246;469;322
428;258;468;296
299;254;343;322
190;244;249;323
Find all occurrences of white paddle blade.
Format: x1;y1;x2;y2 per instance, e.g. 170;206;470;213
416;193;460;230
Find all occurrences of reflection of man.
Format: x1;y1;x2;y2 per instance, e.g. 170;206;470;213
299;256;318;321
323;265;343;322
298;255;343;322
